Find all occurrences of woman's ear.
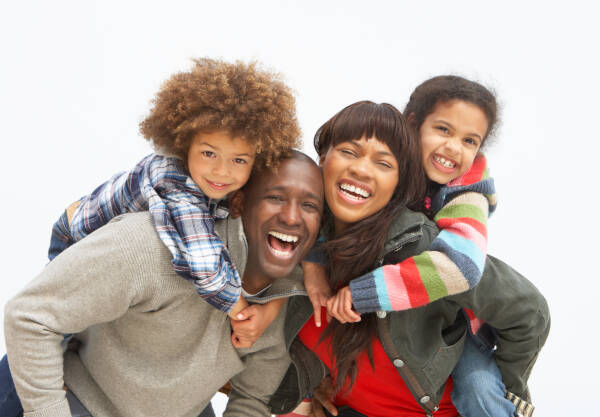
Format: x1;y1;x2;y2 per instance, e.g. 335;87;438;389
407;112;417;129
229;191;244;219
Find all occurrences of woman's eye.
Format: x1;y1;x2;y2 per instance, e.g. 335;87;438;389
202;151;215;158
377;161;393;169
339;148;356;157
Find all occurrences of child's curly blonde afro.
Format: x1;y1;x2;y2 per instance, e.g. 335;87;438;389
140;58;300;168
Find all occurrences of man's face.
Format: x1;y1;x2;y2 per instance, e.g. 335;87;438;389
237;157;323;280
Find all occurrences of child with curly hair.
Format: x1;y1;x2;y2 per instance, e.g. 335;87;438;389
48;58;301;330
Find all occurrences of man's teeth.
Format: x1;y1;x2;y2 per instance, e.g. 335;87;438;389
434;155;456;168
339;183;370;198
268;231;299;243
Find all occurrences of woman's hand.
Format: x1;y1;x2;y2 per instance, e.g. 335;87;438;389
310;376;338;417
303;261;331;327
326;286;361;324
230;298;285;348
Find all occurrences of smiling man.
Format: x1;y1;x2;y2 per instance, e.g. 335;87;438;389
3;151;323;417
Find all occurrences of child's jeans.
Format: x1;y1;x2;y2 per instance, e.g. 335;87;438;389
0;354;215;417
451;333;517;417
48;210;73;261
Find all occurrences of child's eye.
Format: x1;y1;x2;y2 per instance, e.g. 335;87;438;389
202;151;216;158
464;138;479;146
436;126;450;134
233;158;248;164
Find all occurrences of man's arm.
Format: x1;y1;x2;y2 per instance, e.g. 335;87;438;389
449;255;551;398
4;216;147;417
223;303;292;417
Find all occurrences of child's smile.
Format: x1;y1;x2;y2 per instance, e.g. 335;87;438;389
419;99;488;185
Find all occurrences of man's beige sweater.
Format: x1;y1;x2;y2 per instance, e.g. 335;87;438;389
4;213;295;417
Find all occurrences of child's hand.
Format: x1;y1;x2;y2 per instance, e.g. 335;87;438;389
302;261;331;328
230;298;285;348
228;296;249;320
326;286;361;324
310;376;338;417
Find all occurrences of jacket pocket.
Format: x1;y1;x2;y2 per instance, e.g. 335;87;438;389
421;329;466;388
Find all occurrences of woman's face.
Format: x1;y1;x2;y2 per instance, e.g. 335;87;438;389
320;136;399;234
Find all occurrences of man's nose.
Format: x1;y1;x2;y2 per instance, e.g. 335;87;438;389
279;201;301;226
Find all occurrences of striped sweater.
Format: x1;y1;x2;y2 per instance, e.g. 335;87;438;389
349;154;496;313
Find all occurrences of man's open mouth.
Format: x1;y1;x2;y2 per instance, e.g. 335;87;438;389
267;231;300;259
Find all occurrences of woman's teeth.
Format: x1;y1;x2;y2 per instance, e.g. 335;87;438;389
339;183;370;198
433;155;456;168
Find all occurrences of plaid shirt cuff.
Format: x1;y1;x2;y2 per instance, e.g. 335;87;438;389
506;390;535;417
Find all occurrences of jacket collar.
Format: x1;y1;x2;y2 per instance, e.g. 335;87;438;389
380;206;429;258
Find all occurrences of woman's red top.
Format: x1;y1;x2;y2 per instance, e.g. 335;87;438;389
297;308;458;417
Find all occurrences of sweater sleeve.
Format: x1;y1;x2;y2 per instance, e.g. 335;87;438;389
4;217;149;417
350;154;496;313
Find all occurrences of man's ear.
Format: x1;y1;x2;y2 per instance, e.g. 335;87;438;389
229;190;244;219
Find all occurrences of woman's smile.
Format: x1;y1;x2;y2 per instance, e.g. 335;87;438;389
321;136;399;234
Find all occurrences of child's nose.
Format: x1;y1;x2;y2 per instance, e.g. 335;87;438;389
212;159;230;177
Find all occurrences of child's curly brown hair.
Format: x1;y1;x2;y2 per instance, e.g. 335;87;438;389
140;58;300;168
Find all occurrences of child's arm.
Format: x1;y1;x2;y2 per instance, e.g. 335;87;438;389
302;261;331;327
56;154;245;314
346;154;496;315
230;298;286;348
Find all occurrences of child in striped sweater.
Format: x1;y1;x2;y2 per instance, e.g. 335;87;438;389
300;76;527;417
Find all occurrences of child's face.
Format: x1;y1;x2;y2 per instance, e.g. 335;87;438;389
187;131;256;199
419;99;488;185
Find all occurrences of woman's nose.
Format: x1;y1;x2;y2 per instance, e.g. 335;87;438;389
348;157;372;180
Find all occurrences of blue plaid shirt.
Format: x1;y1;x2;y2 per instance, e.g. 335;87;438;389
49;154;241;313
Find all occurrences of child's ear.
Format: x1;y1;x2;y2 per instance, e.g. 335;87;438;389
229;191;244;219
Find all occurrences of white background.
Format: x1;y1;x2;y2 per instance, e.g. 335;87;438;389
1;1;597;415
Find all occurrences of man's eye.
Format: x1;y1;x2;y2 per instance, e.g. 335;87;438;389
303;202;318;211
266;195;283;201
202;151;216;158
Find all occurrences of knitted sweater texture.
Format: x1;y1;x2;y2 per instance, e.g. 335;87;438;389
4;213;291;417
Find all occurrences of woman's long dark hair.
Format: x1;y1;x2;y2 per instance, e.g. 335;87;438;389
315;101;426;391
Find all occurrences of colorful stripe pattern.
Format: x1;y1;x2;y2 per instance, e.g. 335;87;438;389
350;154;496;313
48;153;241;313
